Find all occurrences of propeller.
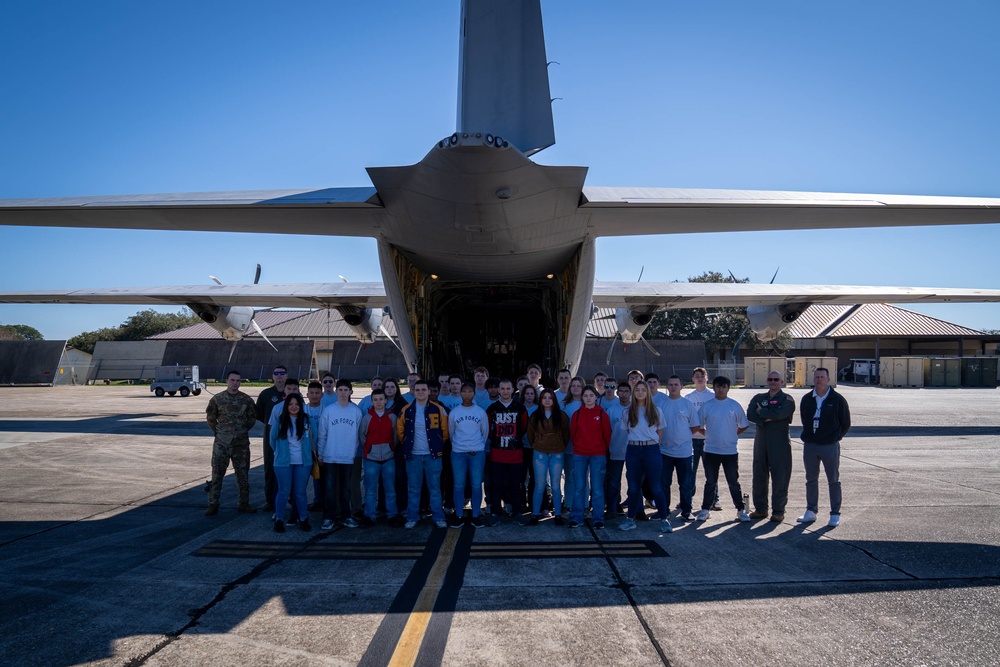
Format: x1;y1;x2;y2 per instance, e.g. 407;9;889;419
727;267;779;362
212;264;278;361
604;266;660;363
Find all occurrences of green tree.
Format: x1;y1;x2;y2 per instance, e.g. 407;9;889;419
644;271;791;360
0;324;44;341
68;308;201;354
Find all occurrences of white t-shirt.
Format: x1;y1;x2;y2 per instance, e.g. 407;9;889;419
286;423;303;465
620;405;664;443
699;397;749;455
659;396;700;458
684;388;713;439
412;402;430;455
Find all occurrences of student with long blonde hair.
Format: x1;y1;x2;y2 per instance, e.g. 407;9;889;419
620;381;671;533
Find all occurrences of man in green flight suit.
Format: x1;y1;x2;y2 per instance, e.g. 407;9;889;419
205;370;259;516
746;371;796;522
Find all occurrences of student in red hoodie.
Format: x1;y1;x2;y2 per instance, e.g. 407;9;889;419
360;389;402;527
570;385;612;529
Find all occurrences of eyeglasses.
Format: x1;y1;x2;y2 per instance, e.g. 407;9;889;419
767;378;782;382
273;371;286;376
322;379;334;384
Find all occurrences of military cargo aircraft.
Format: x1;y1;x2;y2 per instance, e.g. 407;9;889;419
1;1;999;376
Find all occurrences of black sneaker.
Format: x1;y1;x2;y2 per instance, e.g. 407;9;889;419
681;511;695;521
307;502;322;512
387;515;405;528
484;514;500;527
569;520;581;528
446;513;464;528
711;502;723;512
299;519;311;531
594;521;605;530
359;516;376;529
273;519;285;533
635;512;650;521
553;516;565;526
471;515;485;528
285;516;298;527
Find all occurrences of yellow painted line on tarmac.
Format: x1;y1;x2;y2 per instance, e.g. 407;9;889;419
387;528;461;667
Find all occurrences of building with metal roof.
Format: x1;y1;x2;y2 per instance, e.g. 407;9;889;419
786;303;997;370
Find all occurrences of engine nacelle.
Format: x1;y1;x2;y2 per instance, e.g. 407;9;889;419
746;304;808;341
336;306;383;345
190;304;255;341
614;308;655;344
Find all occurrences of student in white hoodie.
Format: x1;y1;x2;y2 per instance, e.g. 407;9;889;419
447;382;490;527
318;379;363;530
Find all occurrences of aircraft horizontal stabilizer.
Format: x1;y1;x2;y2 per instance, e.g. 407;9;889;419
582;187;1000;237
0;188;383;236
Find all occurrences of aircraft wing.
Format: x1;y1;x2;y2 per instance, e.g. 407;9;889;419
581;187;1000;236
0;187;384;236
0;283;388;309
591;281;1000;309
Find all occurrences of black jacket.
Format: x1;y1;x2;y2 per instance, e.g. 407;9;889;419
799;388;851;445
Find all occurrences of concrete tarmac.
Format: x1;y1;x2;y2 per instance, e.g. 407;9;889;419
0;384;997;666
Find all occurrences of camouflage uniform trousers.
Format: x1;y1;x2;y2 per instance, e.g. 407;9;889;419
208;436;252;507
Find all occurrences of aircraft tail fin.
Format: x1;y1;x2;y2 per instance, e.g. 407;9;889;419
457;0;555;156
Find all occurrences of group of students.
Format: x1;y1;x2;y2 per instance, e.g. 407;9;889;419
255;363;772;535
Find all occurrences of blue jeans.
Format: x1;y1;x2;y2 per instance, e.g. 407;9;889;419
451;450;486;517
572;455;606;523
363;458;397;520
625;444;667;520
605;458;625;513
661;454;694;514
533;451;564;514
562;447;575;509
274;464;310;522
405;455;444;522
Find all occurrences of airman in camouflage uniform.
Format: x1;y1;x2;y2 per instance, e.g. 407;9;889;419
205;370;259;515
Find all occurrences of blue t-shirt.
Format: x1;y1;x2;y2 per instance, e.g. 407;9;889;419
474;390;496;411
606;402;630;460
439;394;463;411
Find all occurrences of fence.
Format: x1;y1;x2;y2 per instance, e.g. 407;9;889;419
577;363;744;385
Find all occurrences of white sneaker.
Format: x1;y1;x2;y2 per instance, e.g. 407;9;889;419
796;510;818;523
696;509;711;521
619;518;637;531
404;520;417;529
320;519;335;530
737;509;751;522
660;520;673;533
827;514;841;527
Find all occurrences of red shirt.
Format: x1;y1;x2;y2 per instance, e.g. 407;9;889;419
570;405;611;456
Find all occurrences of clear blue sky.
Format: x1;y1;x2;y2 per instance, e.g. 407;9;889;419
1;0;998;340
